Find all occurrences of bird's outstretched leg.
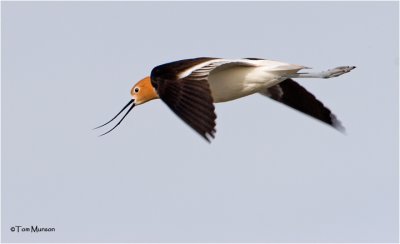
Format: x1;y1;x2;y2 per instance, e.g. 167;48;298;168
287;66;356;79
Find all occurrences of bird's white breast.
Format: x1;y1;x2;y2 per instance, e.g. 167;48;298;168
208;66;285;103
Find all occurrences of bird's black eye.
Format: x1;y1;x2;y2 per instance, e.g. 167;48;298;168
134;87;140;93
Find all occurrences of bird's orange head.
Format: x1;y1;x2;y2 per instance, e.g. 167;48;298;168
94;76;159;136
130;76;159;105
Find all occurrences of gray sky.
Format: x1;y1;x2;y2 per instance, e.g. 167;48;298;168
2;1;398;242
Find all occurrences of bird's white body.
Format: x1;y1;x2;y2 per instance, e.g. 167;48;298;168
179;58;306;102
210;66;280;102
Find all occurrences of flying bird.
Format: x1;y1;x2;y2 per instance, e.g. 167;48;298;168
95;57;355;142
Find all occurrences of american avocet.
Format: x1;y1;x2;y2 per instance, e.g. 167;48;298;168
95;57;355;142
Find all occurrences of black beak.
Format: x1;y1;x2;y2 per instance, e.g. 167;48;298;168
94;99;135;136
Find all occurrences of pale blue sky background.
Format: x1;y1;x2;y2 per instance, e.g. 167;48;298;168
2;2;398;243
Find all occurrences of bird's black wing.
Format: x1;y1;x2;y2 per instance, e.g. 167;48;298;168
260;79;344;131
150;58;219;142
